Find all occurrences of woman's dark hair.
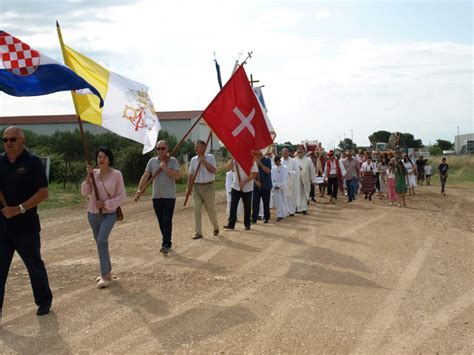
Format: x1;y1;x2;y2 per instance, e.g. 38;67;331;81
396;160;407;175
95;146;114;166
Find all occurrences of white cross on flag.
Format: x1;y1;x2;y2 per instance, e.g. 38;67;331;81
202;65;272;174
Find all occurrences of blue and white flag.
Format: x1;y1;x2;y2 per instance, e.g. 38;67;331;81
253;86;268;113
253;86;274;135
0;30;103;106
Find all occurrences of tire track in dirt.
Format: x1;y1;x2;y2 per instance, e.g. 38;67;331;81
41;226;299;353
244;208;390;353
351;198;463;354
379;288;474;352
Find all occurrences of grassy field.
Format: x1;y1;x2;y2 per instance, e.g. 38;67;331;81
428;155;474;186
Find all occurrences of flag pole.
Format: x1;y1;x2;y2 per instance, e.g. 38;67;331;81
135;114;203;201
56;21;102;214
183;131;212;206
265;134;277;155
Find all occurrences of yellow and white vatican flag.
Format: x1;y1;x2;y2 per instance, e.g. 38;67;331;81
57;24;160;153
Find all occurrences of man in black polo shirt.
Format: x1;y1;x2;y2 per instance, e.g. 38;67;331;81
252;150;272;223
0;126;52;317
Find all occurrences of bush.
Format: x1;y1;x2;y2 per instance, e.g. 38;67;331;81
429;146;442;156
115;145;153;183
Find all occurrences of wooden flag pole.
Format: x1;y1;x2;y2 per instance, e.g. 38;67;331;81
135;115;203;201
265;134;277;155
77;116;102;215
57;22;102;214
183;131;213;206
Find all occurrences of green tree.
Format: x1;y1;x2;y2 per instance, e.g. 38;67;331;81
338;138;357;151
399;133;424;148
435;139;454;150
368;130;391;144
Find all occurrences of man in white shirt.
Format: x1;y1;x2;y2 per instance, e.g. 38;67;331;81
186;140;219;239
293;146;316;215
224;158;258;231
272;156;288;221
281;148;297;216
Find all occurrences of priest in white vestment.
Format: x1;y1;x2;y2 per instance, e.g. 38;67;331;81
271;156;288;221
293;147;316;214
281;148;297;216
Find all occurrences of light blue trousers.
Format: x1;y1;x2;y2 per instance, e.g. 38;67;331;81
87;212;116;275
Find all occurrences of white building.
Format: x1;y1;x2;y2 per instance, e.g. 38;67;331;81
454;133;474;154
0;110;220;153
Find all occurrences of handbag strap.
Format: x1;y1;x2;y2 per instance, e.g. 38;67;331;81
99;172;112;199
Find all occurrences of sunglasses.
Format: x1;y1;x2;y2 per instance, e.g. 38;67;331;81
2;137;18;143
156;147;167;151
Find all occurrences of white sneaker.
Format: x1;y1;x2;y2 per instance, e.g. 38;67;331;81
97;277;109;289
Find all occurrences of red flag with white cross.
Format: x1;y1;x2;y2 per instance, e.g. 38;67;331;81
202;65;272;174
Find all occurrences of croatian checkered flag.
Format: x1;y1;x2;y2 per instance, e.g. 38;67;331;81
0;30;102;105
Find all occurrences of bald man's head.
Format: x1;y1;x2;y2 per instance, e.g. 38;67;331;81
3;126;26;158
4;126;25;138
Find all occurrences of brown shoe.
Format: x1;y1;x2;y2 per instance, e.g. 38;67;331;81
192;234;203;240
213;229;219;236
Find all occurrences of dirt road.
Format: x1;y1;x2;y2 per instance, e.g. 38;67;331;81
1;184;473;353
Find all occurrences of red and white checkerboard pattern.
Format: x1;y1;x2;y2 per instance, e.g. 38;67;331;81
0;31;40;76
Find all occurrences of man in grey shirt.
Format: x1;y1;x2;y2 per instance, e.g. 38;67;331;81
343;151;359;203
136;140;181;255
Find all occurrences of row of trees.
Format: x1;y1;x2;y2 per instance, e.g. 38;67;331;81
0;129;196;188
368;130;423;148
367;131;454;155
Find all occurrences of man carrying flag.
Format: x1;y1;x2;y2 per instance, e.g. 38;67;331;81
201;65;272;230
0;30;103;318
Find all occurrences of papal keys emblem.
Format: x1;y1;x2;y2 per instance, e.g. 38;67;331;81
0;31;40;76
123;89;156;131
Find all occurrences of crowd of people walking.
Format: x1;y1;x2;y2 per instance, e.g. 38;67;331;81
0;126;451;317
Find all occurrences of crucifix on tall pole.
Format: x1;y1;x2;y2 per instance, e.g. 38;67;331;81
249;74;260;88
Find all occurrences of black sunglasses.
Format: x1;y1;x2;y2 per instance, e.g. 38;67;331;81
156;147;167;151
2;137;18;143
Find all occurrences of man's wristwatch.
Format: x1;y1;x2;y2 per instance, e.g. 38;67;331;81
19;204;26;214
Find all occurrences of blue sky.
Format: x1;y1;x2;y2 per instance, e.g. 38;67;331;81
0;0;472;147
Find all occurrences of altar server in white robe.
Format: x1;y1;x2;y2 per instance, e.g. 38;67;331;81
281;148;297;216
271;156;288;221
293;146;316;215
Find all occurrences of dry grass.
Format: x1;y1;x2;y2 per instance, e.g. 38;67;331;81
428;155;474;185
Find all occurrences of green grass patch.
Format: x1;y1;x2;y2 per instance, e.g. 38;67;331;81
42;175;227;210
42;183;85;209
